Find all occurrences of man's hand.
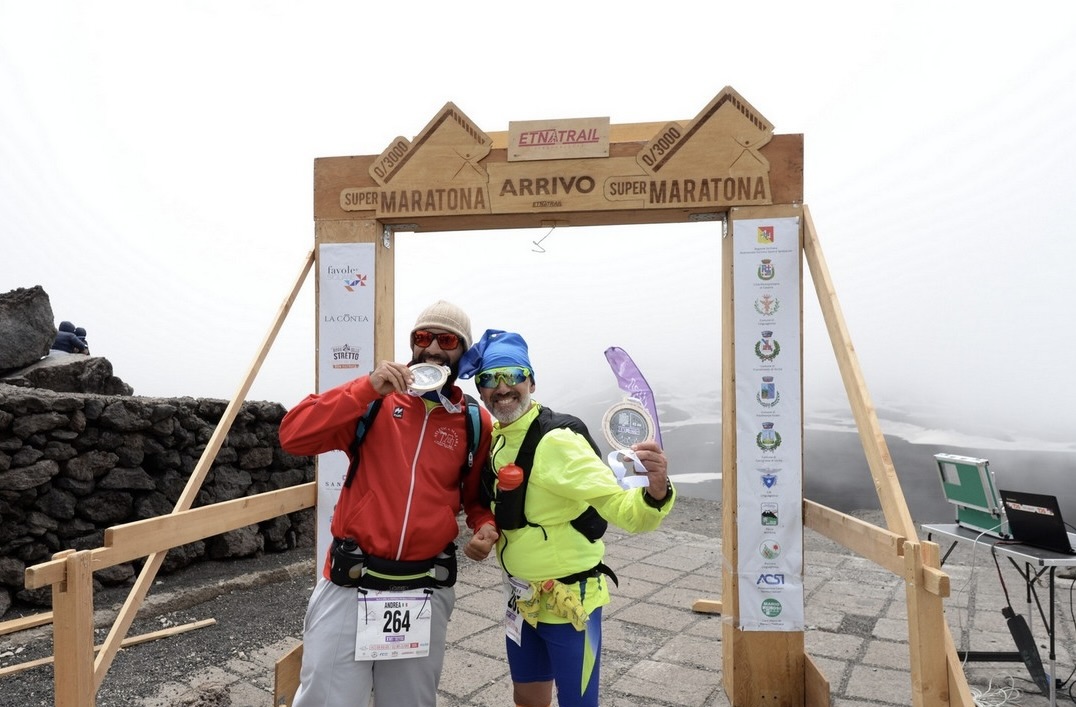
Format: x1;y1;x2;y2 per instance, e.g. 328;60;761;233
463;523;499;561
368;360;412;395
632;440;670;501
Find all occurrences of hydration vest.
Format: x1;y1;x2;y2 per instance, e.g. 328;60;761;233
344;394;481;489
483;405;609;543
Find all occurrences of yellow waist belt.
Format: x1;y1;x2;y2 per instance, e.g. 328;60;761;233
517;579;588;631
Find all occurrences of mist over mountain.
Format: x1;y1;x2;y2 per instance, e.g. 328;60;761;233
547;387;1076;527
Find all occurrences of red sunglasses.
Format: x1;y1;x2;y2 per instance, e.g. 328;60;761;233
411;330;461;351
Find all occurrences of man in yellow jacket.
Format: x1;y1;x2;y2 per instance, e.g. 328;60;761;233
459;329;675;707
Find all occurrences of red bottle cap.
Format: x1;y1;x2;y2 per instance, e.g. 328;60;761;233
497;463;524;490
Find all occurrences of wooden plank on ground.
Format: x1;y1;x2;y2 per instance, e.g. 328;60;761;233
0;619;216;678
804;652;831;706
691;599;722;614
274;643;304;707
0;611;52;637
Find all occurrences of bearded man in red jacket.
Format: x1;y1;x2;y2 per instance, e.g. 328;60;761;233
279;300;499;707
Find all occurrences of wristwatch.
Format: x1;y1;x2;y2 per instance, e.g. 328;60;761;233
643;479;674;509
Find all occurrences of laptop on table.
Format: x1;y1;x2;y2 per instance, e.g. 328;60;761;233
934;453;1010;538
998;489;1076;555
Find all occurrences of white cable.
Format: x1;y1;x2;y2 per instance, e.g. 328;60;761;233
970;675;1023;706
954;527;995;667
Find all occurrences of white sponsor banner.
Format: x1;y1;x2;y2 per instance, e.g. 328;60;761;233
732;217;805;631
315;243;376;573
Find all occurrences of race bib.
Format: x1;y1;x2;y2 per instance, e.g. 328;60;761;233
502;576;531;646
355;589;433;660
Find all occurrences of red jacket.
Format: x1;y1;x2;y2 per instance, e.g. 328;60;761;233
279;375;494;574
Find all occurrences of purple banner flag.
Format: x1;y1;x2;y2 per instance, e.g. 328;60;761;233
603;347;663;447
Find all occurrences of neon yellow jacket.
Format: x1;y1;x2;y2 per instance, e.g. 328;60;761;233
492;403;675;622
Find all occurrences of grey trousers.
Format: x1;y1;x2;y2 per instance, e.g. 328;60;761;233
292;577;455;707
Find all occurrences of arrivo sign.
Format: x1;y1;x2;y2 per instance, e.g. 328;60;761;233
334;87;790;218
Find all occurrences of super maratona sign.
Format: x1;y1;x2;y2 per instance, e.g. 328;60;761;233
336;87;782;218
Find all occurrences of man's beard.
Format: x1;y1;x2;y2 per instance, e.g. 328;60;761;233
409;351;459;391
488;389;531;425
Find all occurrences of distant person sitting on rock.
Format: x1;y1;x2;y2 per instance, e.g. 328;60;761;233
74;326;90;354
51;320;87;355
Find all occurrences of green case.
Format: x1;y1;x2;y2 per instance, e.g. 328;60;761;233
934;453;1010;538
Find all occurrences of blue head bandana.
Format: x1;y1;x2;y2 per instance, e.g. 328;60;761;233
458;329;534;382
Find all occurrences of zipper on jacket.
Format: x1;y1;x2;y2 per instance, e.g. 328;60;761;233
395;405;432;560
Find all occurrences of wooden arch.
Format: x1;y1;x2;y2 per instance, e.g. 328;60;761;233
12;86;973;707
303;86;966;706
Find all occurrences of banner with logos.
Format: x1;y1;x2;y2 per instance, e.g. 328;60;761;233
733;217;804;630
315;243;376;572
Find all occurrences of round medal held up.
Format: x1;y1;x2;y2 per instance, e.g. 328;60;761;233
408;362;450;393
601;397;655;450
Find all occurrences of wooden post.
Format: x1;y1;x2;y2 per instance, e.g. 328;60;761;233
904;541;949;706
52;550;94;707
722;207;808;706
721;215;741;696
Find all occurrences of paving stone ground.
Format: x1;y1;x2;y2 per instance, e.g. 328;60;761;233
2;497;1073;706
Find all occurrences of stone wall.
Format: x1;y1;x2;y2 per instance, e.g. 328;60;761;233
0;383;315;618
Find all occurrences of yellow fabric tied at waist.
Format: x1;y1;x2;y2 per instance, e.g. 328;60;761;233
516;579;589;631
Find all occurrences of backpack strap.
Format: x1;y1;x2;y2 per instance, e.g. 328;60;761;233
460;394;481;476
512;406;554;475
344;398;383;489
507;406;609;542
348;394;481;490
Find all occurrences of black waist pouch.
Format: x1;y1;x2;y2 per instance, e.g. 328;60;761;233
330;538;457;590
328;537;366;588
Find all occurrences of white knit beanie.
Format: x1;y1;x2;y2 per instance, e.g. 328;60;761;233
412;300;473;349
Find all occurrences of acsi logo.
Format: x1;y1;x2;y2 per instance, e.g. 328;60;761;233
756;573;785;586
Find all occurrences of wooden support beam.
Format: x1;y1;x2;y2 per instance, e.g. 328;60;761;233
804;500;905;575
802;206;917;541
104;483;315;560
804;501;949;596
91;250;314;688
25;483;316;590
0;619;216;678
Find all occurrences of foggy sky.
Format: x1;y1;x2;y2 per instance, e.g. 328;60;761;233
3;2;1076;453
